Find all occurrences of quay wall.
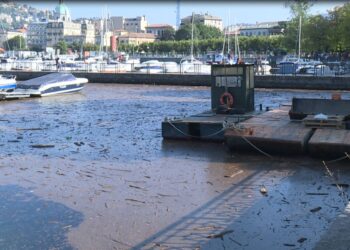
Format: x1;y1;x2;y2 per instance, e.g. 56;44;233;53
2;70;350;90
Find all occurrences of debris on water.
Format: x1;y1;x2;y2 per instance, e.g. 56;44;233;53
129;185;147;191
125;198;146;204
16;128;43;131
306;193;329;195
310;207;322;213
260;185;268;196
224;170;244;178
207;230;233;239
283;243;296;247
297;237;307;243
8;140;20;143
56;170;65;176
331;183;349;188
74;142;85;146
31;144;55;148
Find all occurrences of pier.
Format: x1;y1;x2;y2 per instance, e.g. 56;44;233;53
162;64;350;158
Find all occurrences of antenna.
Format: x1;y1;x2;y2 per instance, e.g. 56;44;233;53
176;0;180;29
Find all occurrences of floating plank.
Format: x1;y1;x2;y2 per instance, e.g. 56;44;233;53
225;107;314;155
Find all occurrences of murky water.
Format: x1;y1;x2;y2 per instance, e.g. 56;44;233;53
0;84;350;250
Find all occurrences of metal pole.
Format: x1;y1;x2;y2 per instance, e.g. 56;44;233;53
298;15;301;61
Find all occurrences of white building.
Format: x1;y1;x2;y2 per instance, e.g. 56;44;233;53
109;16;148;33
181;13;223;31
235;21;284;37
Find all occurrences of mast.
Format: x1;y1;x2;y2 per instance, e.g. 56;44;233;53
298;15;302;61
190;12;194;61
227;10;230;55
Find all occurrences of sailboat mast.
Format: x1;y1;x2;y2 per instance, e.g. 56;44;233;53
190;12;194;60
298;15;301;61
227;10;230;55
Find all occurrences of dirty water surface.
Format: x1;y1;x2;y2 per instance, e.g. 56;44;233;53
0;84;349;250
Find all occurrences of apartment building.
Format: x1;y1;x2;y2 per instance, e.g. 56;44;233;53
118;32;156;45
145;24;173;38
27;21;47;49
109;16;148;33
181;13;223;31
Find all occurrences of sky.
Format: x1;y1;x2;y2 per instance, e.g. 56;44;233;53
23;1;345;27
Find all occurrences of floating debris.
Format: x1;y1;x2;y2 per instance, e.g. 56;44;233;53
310;207;322;213
207;230;233;239
260;185;268;196
297;237;307;243
306;193;329;196
31;144;55;148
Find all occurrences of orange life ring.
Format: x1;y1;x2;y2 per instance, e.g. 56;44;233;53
220;92;234;108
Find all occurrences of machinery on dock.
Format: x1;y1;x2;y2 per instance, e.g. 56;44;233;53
211;64;255;114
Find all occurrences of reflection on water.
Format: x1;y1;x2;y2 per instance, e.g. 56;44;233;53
0;185;83;250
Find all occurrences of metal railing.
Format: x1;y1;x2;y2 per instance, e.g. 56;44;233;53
0;60;349;77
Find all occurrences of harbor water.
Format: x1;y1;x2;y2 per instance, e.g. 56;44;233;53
1;83;350;249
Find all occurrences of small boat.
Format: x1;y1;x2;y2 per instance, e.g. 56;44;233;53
0;74;16;91
15;72;88;97
135;60;164;73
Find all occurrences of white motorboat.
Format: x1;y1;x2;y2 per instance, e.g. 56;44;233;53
15;72;88;97
135;60;164;74
0;74;16;91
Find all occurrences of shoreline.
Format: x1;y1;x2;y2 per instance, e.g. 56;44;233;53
2;70;350;90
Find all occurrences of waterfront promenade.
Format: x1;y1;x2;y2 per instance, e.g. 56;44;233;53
2;70;350;90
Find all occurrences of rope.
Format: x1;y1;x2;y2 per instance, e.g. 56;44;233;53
167;117;274;159
166;120;226;139
239;135;273;159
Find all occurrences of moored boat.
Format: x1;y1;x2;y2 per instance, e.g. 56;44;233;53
15;72;87;97
0;74;16;91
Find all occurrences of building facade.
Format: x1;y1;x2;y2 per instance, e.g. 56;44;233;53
118;32;156;45
181;13;223;31
109;16;148;33
27;21;47;49
145;24;173;38
237;22;284;36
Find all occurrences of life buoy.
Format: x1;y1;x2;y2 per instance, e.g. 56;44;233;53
220;92;234;108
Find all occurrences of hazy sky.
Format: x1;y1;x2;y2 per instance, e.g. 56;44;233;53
24;1;344;26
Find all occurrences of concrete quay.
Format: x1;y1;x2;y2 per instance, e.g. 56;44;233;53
1;70;350;90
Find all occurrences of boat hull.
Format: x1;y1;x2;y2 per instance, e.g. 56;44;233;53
34;83;85;97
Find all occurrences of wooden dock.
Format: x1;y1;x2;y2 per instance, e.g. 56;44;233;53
162;111;256;141
224;106;350;157
308;129;350;157
224;107;314;155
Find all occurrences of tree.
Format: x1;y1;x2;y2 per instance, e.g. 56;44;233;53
175;24;223;41
175;24;195;40
195;24;223;40
282;0;313;53
29;44;44;52
4;35;26;50
55;40;68;54
160;27;175;41
303;14;331;53
331;3;350;51
83;43;99;51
